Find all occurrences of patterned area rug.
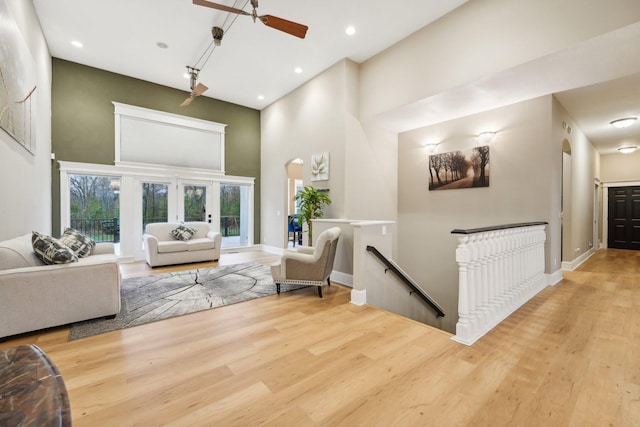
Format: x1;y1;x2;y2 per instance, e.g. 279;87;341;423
69;263;301;341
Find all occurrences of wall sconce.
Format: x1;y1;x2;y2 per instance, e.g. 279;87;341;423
477;131;496;143
423;143;439;153
618;146;638;154
610;117;637;128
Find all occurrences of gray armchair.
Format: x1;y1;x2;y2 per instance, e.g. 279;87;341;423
271;227;341;298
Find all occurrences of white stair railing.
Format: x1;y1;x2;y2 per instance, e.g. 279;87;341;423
451;222;547;345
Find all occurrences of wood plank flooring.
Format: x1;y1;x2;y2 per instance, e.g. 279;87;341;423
1;248;639;426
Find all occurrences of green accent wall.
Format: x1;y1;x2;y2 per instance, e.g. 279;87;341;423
51;58;261;241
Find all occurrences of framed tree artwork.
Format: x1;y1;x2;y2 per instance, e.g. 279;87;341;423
428;145;489;190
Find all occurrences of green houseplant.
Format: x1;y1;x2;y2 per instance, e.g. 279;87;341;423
295;186;332;244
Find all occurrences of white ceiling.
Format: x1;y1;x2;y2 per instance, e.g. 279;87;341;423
33;0;640;155
33;0;468;109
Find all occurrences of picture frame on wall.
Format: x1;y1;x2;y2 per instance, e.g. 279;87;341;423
428;145;490;190
0;2;37;154
311;152;329;182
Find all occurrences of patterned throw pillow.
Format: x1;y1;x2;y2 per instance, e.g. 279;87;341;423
59;227;96;258
170;224;197;241
32;231;78;265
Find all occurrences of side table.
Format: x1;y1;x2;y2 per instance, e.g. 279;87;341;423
0;344;71;426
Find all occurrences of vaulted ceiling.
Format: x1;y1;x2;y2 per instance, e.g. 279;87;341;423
33;0;640;154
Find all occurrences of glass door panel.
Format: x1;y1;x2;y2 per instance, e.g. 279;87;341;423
142;182;169;232
182;185;207;222
68;174;120;243
220;184;251;248
178;181;213;224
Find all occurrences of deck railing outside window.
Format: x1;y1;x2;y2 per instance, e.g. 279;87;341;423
70;218;120;243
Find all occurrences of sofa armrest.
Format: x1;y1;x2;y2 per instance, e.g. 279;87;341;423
91;242;114;255
207;230;222;248
143;233;159;254
297;246;315;255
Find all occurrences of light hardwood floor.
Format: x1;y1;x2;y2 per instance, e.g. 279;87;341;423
1;249;639;426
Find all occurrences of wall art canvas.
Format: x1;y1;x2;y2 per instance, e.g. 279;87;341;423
0;2;37;154
428;145;489;190
311;152;329;181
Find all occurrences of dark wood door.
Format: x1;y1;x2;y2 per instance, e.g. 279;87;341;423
608;186;640;250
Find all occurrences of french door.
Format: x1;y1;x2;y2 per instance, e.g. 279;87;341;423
140;179;216;230
60;161;255;262
136;178;217;258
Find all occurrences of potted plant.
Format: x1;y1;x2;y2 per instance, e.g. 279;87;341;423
295;186;331;245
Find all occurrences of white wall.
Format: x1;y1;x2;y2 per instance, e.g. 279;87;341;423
397;96;558;333
260;0;617;334
0;1;51;240
552;98;599;263
600;150;640;182
261;60;348;248
359;0;640;123
261;59;399;249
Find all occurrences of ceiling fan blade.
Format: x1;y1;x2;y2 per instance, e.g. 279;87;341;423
180;96;194;107
193;83;209;96
192;0;250;16
259;15;308;39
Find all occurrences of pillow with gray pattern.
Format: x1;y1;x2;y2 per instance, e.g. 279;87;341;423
171;224;197;241
59;227;95;258
32;231;78;265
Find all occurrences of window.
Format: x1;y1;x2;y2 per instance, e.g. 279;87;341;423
69;174;120;243
60;161;255;260
220;183;252;248
142;182;168;232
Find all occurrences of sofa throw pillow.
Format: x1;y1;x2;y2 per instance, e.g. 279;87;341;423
59;227;96;258
32;231;78;265
171;224;197;241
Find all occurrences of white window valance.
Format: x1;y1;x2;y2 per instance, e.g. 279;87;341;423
113;102;226;172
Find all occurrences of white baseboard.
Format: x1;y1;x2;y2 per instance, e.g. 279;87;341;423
546;269;563;286
257;245;285;256
561;248;594;272
220;244;265;254
331;271;353;287
350;289;367;306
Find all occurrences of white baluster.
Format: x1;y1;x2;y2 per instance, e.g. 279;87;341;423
453;223;549;345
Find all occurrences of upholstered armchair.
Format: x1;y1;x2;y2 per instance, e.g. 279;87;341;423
271;227;341;298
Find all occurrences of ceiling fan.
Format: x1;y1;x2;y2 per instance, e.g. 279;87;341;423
193;0;308;39
180;66;208;107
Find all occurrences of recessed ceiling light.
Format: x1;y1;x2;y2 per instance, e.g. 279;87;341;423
183;72;190;79
610;117;637;128
345;26;356;36
257;95;265;100
294;67;303;74
71;40;83;48
618;146;638;154
156;42;168;49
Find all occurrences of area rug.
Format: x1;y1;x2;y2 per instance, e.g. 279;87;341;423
69;262;301;341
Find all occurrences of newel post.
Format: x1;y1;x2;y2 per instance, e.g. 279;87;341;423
453;235;473;344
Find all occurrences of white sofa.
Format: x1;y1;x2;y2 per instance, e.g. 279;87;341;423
143;222;222;267
0;233;121;339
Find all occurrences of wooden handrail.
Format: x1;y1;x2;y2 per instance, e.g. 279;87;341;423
366;245;445;318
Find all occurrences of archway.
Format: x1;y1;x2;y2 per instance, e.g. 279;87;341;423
561;139;572;264
284;158;304;248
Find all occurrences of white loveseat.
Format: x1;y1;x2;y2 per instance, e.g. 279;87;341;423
143;222;222;267
0;233;121;339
